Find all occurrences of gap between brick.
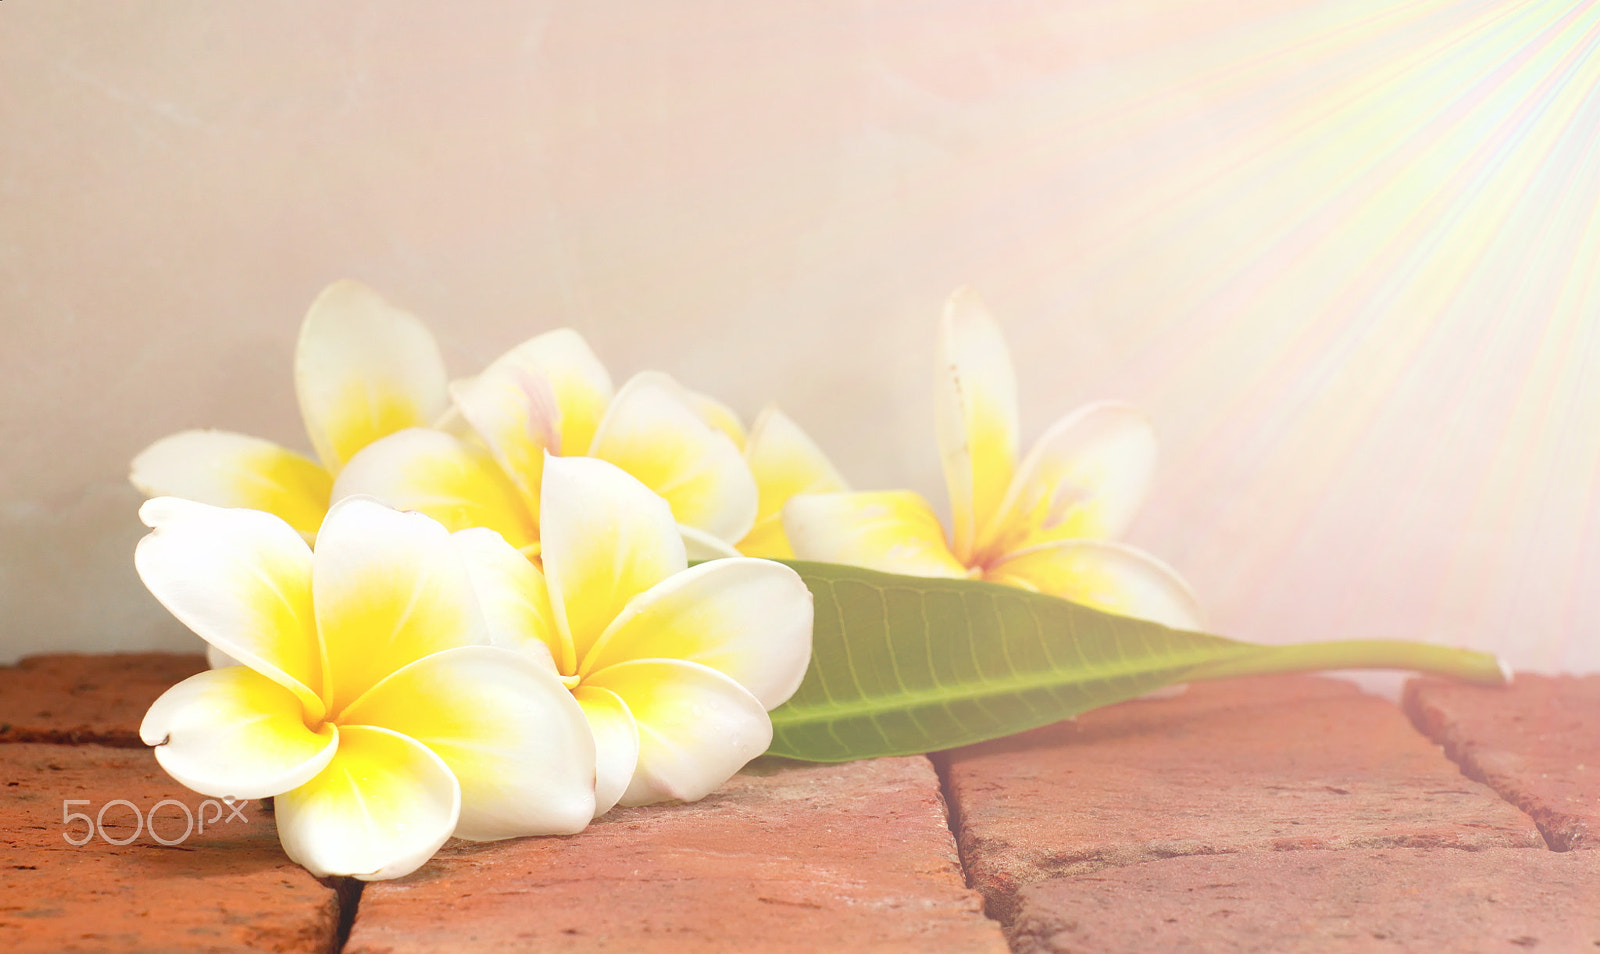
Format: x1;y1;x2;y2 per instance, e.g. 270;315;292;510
330;877;363;953
928;751;1009;928
1397;686;1568;853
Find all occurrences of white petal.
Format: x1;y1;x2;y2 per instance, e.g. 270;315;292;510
539;455;687;665
589;371;758;545
135;497;325;720
679;523;743;561
129;430;331;539
586;659;771;806
738;406;850;559
313;497;490;717
275;724;460;881
449;328;614;508
295;280;451;472
140;667;337;800
987;539;1205;630
452;527;569;674
340;647;596;840
935;288;1019;563
685;387;747;449
573;684;639;818
582;558;813;711
332;428;539;550
989;401;1157;551
782;491;969;579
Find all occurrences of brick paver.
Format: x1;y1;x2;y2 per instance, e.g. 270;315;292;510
0;653;206;746
8;652;1597;953
346;756;1008;954
1006;848;1600;953
1406;674;1600;851
936;675;1545;923
0;741;341;954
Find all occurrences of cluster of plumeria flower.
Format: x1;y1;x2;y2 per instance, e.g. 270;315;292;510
131;281;1197;880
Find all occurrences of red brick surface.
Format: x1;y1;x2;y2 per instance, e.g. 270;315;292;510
1007;848;1600;953
0;653;206;746
0;742;341;954
1406;674;1600;851
8;652;1598;953
346;756;1008;954
936;675;1545;922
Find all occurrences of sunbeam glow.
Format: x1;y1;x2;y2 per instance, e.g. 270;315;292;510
868;0;1600;671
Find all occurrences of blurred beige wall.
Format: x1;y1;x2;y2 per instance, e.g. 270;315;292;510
4;2;1597;672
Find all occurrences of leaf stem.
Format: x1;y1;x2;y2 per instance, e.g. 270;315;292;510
1185;639;1509;686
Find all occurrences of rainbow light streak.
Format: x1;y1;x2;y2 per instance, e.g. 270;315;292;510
875;0;1600;670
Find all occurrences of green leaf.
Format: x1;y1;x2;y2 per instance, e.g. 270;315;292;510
767;561;1507;762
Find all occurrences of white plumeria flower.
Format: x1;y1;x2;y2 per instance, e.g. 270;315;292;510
459;454;814;817
332;331;760;560
784;288;1203;630
136;495;596;881
130;281;451;541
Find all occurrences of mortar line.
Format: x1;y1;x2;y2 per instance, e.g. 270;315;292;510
928;751;1012;932
1398;687;1568;852
331;877;364;953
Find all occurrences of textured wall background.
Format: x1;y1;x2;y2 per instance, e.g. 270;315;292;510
3;1;1596;672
